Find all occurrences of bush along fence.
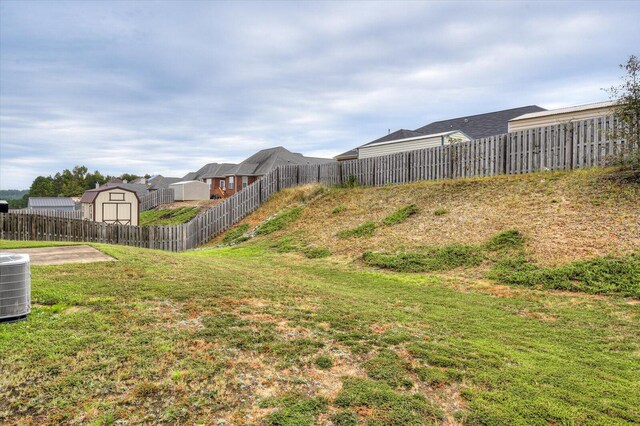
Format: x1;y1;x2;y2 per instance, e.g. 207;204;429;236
0;115;635;252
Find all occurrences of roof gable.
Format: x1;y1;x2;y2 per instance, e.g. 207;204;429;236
226;147;334;176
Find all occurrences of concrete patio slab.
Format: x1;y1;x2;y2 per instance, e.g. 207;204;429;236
0;245;115;265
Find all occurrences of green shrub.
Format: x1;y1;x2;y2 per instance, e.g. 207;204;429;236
382;204;419;225
255;207;303;235
314;355;333;370
363;245;483;272
490;254;640;297
304;247;331;259
484;229;524;252
337;221;377;238
433;208;448;216
222;223;250;244
342;175;359;188
332;205;346;214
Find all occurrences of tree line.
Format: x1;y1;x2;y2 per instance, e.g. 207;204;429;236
6;166;148;209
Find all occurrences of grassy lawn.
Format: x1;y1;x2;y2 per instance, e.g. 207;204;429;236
1;240;638;425
139;207;200;226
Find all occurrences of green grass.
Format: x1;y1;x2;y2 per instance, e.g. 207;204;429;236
364;230;639;297
382;204;419;225
222;223;250;244
1;240;639;424
139;207;199;226
336;221;377;238
490;253;640;297
363;244;484;272
433;208;448;216
332;205;346;214
255;207;303;235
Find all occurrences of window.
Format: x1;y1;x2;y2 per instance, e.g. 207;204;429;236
207;178;212;189
109;192;125;201
242;176;248;189
220;179;226;190
229;176;235;190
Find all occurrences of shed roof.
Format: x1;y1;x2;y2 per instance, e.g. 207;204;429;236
80;185;141;204
28;197;76;208
100;182;149;198
168;180;208;187
225;146;334;177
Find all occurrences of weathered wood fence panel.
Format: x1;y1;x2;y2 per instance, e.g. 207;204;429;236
2;115;634;252
140;188;175;211
9;209;82;220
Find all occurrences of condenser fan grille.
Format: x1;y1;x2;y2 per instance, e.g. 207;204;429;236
0;253;31;322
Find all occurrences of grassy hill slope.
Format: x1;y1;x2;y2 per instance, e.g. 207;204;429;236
213;167;639;267
1;168;639;425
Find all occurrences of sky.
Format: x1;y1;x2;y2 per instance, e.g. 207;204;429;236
1;1;639;189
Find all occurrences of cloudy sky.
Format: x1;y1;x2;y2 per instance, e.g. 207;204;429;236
1;1;639;189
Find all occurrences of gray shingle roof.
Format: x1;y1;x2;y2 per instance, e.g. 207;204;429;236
101;182;150;198
147;175;182;190
412;105;546;140
27;197;76;208
197;163;237;179
181;172;199;181
341;105;547;156
225;147;335;177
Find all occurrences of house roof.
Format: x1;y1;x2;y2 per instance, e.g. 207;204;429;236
181;172;199;181
147;175;182;190
80;185;141;204
197;163;237;179
413;105;546;140
509;101;615;122
28;197;76;208
337;105;547;158
225;146;335;177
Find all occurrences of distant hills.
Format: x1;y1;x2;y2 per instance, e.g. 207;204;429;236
0;189;28;200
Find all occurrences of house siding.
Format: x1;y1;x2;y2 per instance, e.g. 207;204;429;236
358;132;469;159
225;175;257;196
508;106;614;132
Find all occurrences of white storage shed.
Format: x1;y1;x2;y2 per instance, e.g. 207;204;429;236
358;130;471;159
80;186;140;226
169;180;210;201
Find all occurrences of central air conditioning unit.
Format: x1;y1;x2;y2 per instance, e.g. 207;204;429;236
0;253;31;323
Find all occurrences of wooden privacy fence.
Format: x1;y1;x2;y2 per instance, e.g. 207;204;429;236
1;115;635;251
8;209;82;220
140;188;175;211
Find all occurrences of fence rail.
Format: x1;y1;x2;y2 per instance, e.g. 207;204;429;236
1;115;635;251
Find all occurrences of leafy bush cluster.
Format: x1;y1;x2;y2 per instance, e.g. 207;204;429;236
336;221;377;238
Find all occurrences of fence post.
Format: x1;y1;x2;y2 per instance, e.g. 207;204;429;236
501;134;508;175
567;122;575;170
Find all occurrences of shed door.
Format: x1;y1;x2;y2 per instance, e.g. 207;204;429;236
102;202;132;225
